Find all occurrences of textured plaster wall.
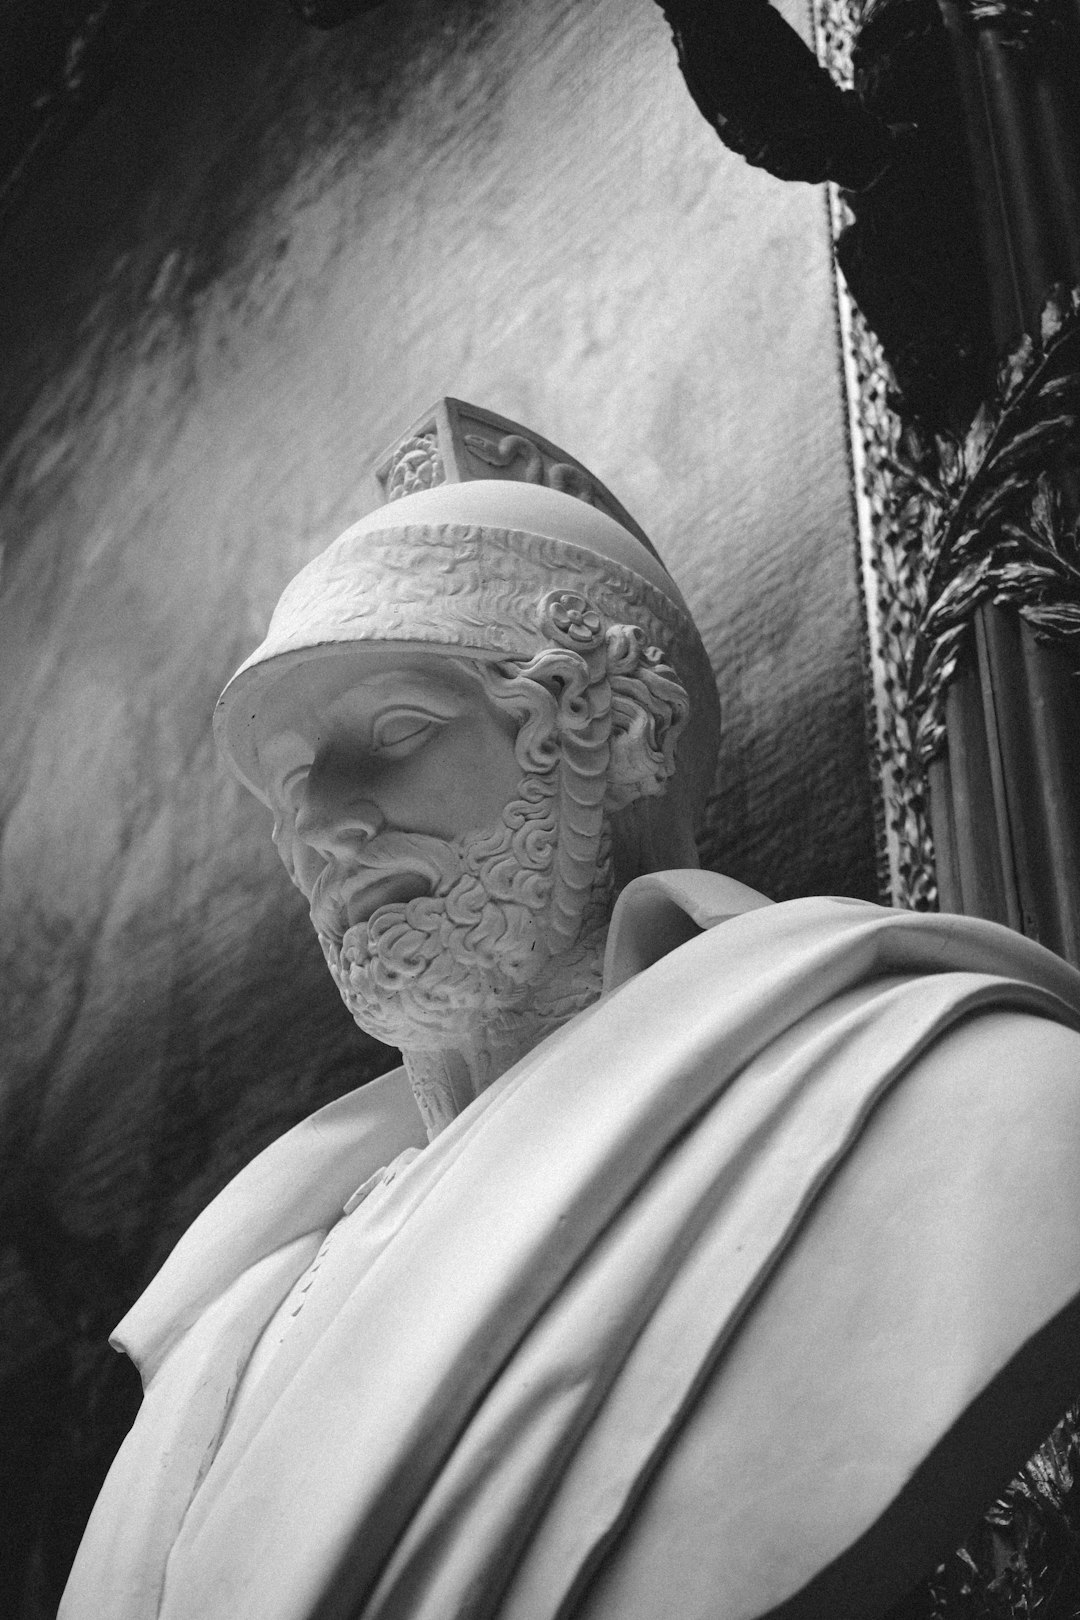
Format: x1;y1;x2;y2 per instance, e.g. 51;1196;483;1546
0;0;875;1607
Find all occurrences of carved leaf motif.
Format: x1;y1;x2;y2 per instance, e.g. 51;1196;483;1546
997;334;1035;403
893;284;1080;767
991;482;1080;636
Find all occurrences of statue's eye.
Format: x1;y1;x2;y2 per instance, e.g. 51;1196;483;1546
372;712;439;755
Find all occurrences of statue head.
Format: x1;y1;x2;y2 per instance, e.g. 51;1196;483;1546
215;430;719;1122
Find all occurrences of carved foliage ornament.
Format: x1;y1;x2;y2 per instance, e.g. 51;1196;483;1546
894;283;1080;767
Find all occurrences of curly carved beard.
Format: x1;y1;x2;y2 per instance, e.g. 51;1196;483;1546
315;775;563;1049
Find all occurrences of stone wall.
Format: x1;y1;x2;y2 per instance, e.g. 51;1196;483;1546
0;0;876;1608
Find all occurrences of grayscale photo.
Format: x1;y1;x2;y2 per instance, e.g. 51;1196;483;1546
2;2;1080;1618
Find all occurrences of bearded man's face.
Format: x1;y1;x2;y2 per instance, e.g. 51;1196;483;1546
254;647;565;1048
317;773;561;1046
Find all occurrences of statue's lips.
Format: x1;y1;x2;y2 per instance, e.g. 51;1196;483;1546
343;872;432;927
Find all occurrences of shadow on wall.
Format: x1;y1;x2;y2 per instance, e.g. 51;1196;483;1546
0;0;876;1611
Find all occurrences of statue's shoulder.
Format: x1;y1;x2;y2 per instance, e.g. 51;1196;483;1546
614;870;1080;1012
116;1065;425;1380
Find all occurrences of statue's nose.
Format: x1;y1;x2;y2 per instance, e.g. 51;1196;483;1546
294;755;386;858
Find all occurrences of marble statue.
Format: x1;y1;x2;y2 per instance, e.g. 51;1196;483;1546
60;403;1080;1620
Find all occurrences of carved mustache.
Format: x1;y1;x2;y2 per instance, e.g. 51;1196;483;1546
310;832;466;941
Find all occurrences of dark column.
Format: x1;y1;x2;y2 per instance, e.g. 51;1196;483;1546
928;0;1080;964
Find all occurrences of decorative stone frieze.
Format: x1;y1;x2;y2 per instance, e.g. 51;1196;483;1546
371;398;657;555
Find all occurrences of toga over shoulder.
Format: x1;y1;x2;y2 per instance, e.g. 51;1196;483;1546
61;872;1080;1620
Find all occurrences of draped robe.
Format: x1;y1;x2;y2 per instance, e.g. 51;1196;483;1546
60;872;1080;1620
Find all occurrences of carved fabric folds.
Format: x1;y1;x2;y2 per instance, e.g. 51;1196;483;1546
59;872;1080;1620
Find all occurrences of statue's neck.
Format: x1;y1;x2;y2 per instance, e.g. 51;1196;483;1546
401;921;608;1139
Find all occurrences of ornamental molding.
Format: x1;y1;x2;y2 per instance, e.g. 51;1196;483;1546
372;398;660;557
299;521;697;669
813;0;936;909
